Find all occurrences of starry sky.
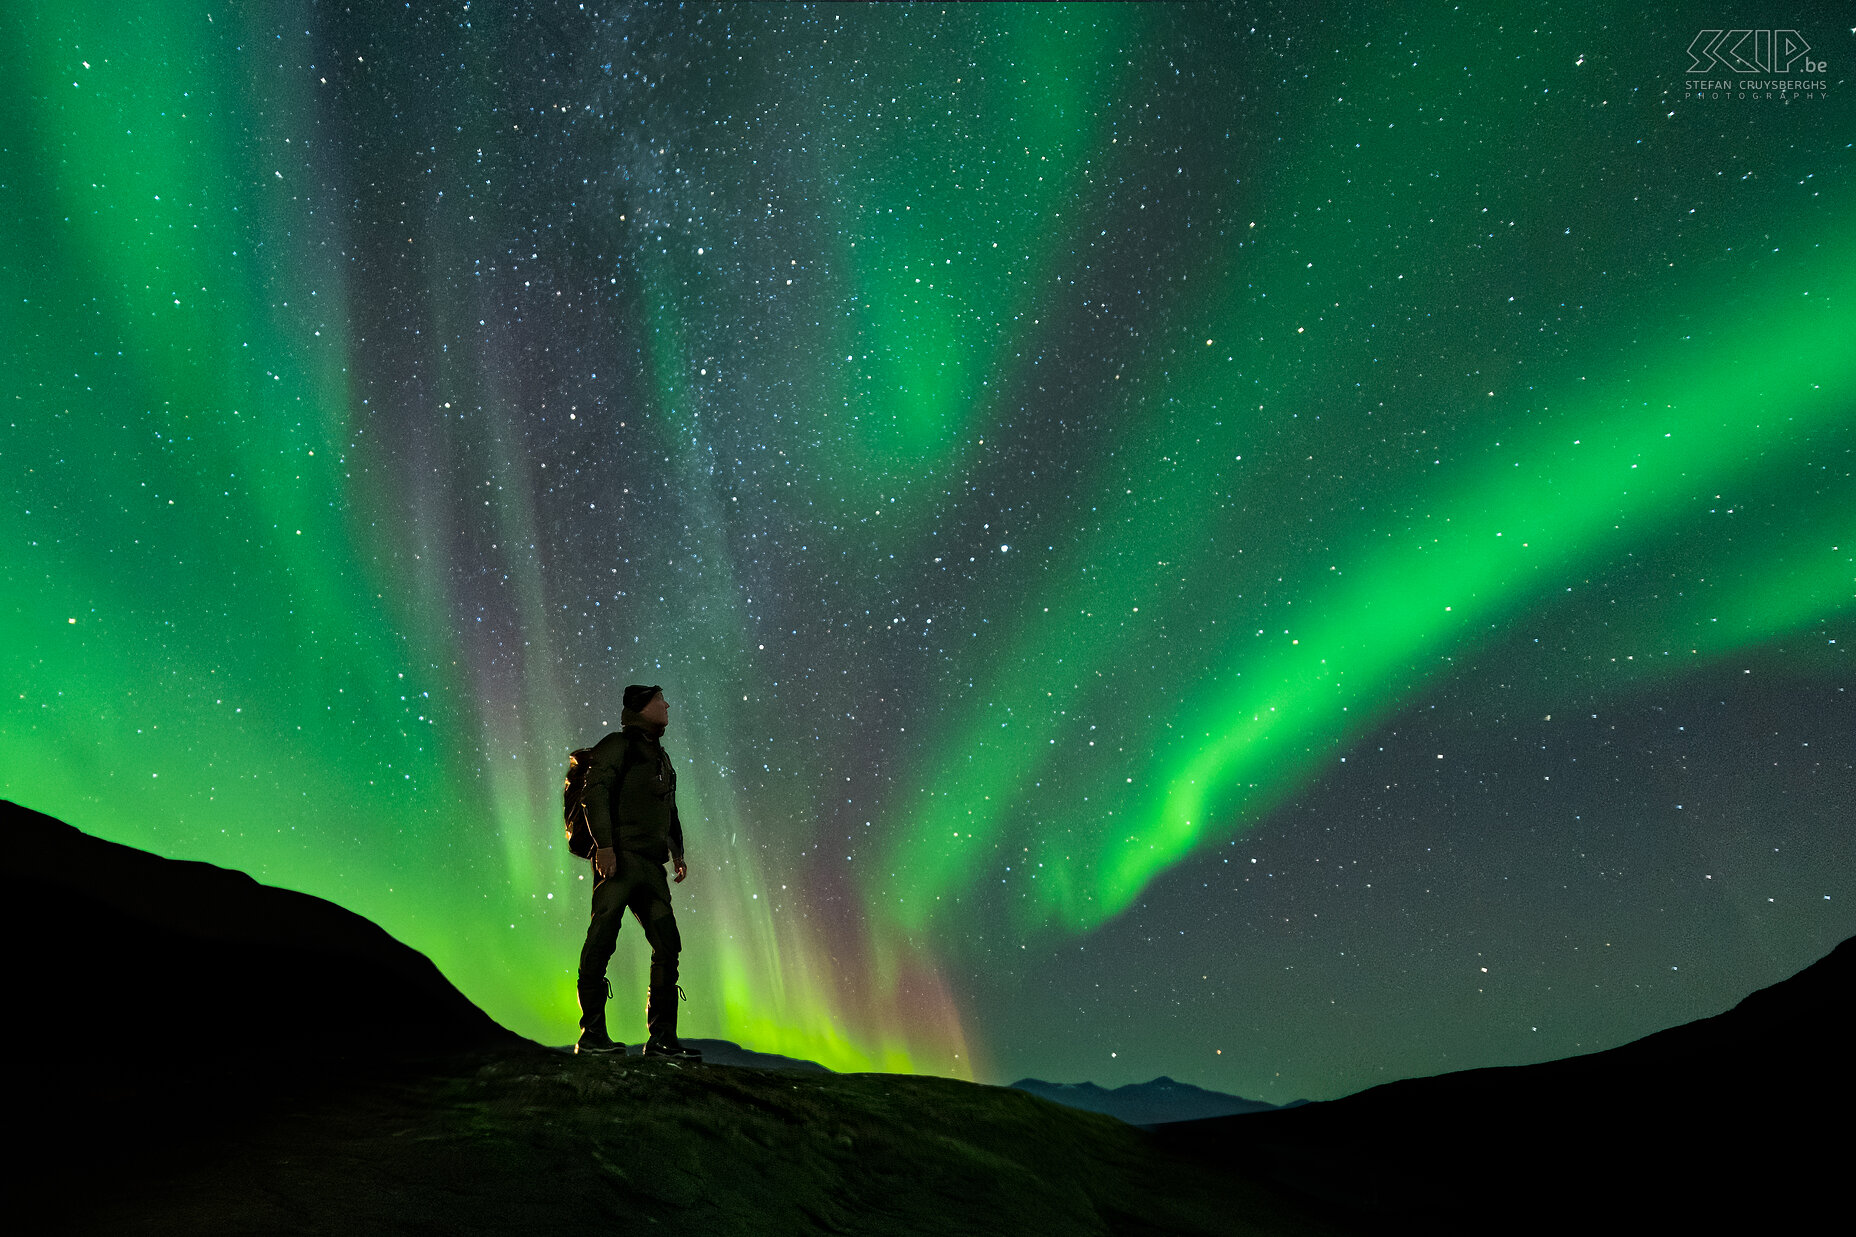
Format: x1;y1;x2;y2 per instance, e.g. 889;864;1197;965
5;2;1853;1103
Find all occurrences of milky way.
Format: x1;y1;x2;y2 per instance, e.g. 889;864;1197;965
6;3;1853;1100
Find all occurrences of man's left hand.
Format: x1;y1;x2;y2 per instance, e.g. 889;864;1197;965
673;858;688;883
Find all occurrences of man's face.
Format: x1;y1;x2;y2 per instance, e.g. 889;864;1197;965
641;691;670;727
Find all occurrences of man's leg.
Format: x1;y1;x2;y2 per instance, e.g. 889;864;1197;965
637;866;699;1059
574;865;628;1052
643;901;682;1032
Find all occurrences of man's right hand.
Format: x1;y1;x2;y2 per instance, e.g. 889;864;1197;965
594;847;618;879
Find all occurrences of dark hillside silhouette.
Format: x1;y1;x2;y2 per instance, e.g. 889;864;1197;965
7;799;1847;1234
4;798;523;1063
1154;933;1854;1230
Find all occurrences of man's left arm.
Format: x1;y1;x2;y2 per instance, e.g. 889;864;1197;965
669;791;687;883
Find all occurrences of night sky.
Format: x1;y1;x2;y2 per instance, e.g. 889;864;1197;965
6;2;1853;1104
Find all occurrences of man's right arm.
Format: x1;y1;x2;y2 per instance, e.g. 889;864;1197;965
585;736;629;877
585;761;620;878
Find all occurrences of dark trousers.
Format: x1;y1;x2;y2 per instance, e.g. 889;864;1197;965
577;850;680;992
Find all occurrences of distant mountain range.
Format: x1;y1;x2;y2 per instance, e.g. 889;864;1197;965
607;1042;1296;1127
618;1047;1295;1130
623;1045;1294;1127
1008;1075;1302;1125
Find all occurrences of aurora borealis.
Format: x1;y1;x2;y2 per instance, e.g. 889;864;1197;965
5;2;1853;1103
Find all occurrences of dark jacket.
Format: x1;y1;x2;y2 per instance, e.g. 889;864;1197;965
582;723;685;864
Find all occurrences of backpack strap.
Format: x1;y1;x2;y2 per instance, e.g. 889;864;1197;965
611;730;647;793
584;731;651;853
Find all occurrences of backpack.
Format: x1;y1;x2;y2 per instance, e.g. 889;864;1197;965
562;747;600;858
562;737;645;858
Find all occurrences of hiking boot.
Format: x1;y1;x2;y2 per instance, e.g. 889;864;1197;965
643;983;702;1061
642;1035;702;1061
576;1028;625;1055
575;977;623;1055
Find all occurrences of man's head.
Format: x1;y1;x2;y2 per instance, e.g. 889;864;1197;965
624;683;669;728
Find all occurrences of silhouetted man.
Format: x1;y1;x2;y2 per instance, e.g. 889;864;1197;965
574;684;700;1060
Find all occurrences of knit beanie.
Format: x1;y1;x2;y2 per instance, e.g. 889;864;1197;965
623;684;663;713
